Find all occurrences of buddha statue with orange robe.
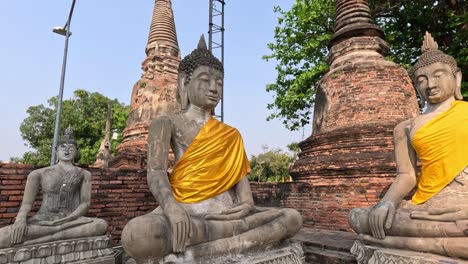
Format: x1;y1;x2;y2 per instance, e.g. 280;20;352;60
349;32;468;259
121;36;302;263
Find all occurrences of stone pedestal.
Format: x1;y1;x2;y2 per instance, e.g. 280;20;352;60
186;241;304;264
0;236;115;264
350;240;468;264
125;240;304;264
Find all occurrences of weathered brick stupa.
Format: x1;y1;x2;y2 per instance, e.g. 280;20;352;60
289;0;419;228
112;0;180;169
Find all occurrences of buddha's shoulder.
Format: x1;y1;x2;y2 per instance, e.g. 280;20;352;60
28;165;58;178
217;121;243;137
150;114;179;127
455;100;468;110
76;167;91;177
28;166;49;178
394;118;416;134
222;122;239;132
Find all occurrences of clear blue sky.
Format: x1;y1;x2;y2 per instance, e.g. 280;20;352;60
0;0;311;162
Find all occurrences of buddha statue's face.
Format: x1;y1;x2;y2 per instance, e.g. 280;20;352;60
187;65;223;110
56;143;77;162
414;62;460;104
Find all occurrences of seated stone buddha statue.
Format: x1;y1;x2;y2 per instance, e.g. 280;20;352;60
0;126;108;248
349;32;468;259
121;36;302;263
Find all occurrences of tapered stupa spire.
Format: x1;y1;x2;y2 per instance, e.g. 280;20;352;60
330;0;384;47
146;0;179;54
327;0;388;68
112;0;181;169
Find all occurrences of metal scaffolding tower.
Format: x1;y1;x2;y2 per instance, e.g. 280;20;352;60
208;0;225;122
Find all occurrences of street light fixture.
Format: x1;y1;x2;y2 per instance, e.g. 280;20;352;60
52;26;72;37
50;0;77;165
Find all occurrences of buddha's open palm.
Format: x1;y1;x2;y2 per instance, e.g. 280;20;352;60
204;203;253;221
37;217;69;226
411;206;468;222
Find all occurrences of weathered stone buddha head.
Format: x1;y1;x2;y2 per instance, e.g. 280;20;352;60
413;32;462;104
57;125;77;162
178;35;224;111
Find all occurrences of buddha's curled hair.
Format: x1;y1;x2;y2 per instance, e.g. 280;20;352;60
178;35;224;85
413;32;459;76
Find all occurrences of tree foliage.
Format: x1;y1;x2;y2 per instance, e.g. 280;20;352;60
264;0;468;131
16;89;129;165
248;147;293;182
287;141;300;160
263;0;334;131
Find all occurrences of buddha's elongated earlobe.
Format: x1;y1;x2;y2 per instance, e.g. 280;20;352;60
455;70;463;100
178;73;188;111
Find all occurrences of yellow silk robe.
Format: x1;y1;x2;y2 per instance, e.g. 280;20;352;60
169;117;251;203
412;100;468;204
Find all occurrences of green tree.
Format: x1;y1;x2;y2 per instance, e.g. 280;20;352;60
248;146;293;182
16;89;129;165
287;142;300;160
264;0;467;131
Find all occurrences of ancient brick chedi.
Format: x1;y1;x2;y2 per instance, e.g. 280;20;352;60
291;0;419;181
112;0;180;169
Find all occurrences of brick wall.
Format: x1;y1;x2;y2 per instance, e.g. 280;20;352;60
0;163;393;244
291;61;419;183
250;176;393;231
315;64;418;134
0;163;32;225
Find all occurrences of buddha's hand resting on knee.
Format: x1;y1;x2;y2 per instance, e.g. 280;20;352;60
164;202;192;253
411;206;468;222
204;202;253;221
369;201;396;239
36;215;76;226
11;219;27;244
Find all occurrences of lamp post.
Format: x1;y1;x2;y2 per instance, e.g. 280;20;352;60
50;0;77;165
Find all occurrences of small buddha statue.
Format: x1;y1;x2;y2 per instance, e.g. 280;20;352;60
121;35;302;263
349;32;468;259
0;126;108;248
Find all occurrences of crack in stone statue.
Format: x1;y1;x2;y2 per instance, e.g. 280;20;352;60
349;32;468;260
0;126;108;248
121;35;303;263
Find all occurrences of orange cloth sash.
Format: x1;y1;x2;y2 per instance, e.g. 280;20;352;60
411;100;468;204
169;117;251;203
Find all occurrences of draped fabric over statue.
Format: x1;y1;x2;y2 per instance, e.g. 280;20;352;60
411;101;468;204
169;117;251;203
